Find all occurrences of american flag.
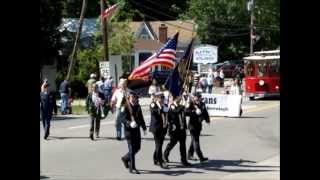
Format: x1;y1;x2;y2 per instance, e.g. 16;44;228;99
128;32;179;80
102;3;118;19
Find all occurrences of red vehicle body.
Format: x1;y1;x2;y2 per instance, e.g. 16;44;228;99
243;50;280;100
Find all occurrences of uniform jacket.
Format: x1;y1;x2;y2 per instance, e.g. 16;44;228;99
121;102;146;138
40;91;56;117
185;101;210;131
86;92;104;116
149;102;166;134
167;103;187;135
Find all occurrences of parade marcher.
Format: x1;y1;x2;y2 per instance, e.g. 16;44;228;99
111;78;129;140
185;92;210;162
149;92;169;168
163;96;192;167
219;69;225;87
59;79;71;115
86;84;105;140
86;73;96;94
230;78;243;116
40;82;56;140
187;71;193;93
120;92;147;174
96;76;107;118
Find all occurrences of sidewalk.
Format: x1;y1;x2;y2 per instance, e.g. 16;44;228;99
220;155;280;180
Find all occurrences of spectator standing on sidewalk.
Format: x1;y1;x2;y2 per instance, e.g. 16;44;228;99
148;79;160;100
230;78;243;116
111;78;129;140
207;69;214;93
59;79;71;115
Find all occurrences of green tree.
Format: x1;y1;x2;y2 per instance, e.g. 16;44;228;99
40;0;63;68
183;0;279;60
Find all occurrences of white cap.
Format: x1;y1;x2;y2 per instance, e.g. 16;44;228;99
90;73;96;78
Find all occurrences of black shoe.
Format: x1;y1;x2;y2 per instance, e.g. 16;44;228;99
129;169;133;173
133;169;140;174
116;137;121;141
182;161;192;167
96;134;100;138
160;162;169;169
163;155;169;163
121;157;129;169
90;134;94;140
200;157;209;163
187;155;197;161
153;160;158;165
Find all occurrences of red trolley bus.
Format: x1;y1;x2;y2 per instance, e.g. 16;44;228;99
243;50;280;100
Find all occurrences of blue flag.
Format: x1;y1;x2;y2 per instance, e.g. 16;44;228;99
164;64;181;97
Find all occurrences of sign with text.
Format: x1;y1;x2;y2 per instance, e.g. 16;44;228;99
99;61;110;78
201;93;242;117
193;45;218;64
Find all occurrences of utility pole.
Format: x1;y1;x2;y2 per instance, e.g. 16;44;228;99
66;0;88;81
100;0;109;62
249;0;255;54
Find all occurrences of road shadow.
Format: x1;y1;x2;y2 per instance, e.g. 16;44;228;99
40;175;50;179
187;134;214;137
47;136;90;140
252;97;280;101
186;159;279;173
231;116;266;119
51;116;87;121
137;169;203;176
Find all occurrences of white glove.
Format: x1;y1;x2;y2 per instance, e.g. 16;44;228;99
186;102;190;108
172;124;176;131
150;103;155;108
143;130;147;136
170;104;176;110
196;108;202;115
121;106;125;112
130;121;137;128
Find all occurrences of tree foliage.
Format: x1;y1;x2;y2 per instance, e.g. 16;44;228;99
183;0;280;60
40;0;63;68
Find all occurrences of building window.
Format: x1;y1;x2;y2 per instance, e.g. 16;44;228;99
139;52;153;65
140;34;150;40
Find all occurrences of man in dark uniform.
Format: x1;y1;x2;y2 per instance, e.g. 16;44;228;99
40;82;56;140
120;92;147;174
185;92;210;162
149;92;168;168
86;83;104;140
163;96;192;167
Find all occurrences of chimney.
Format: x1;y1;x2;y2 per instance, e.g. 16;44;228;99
158;24;167;43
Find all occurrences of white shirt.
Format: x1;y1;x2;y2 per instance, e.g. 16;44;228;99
230;85;240;95
148;85;160;95
219;71;225;79
207;72;214;85
111;88;127;108
213;71;219;78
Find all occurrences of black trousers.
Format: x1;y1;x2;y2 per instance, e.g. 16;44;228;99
152;131;165;164
41;113;51;138
188;129;205;159
164;130;187;163
90;115;101;135
123;131;141;170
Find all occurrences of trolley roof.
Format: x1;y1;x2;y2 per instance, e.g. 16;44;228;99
243;55;280;61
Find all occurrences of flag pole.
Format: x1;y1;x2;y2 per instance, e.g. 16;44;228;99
100;0;108;68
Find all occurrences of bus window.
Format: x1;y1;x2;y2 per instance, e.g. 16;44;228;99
257;62;267;77
269;59;280;75
245;61;255;76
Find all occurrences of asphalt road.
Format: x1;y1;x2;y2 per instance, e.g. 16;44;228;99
40;99;280;180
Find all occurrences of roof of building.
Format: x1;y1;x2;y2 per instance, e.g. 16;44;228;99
60;18;197;48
